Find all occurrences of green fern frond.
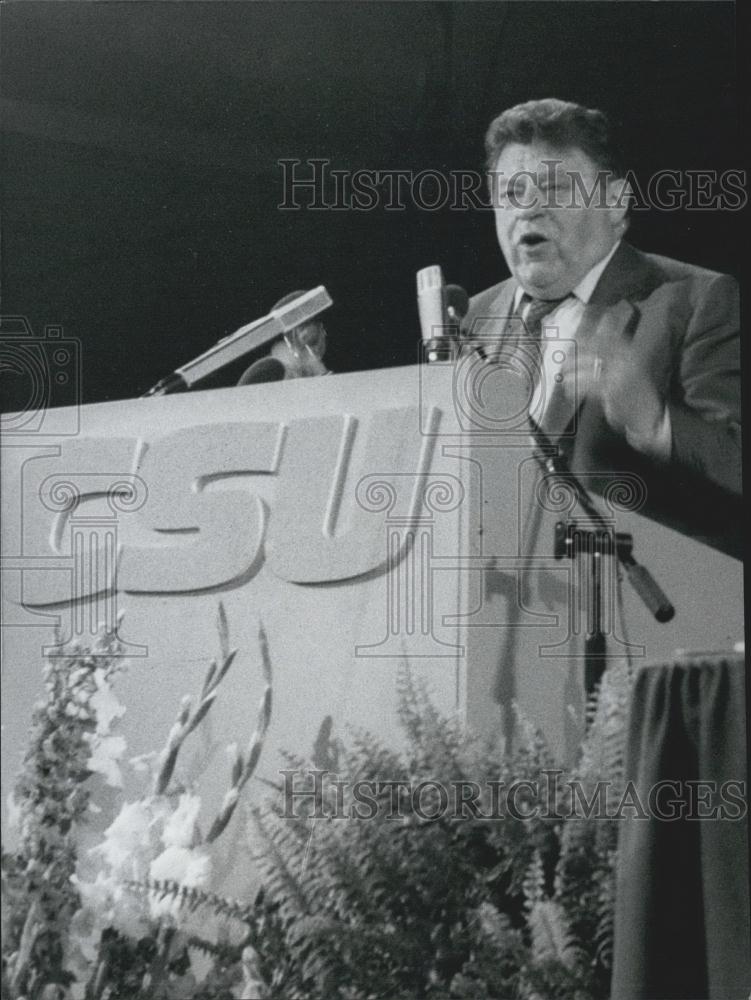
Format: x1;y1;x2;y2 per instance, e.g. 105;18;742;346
526;899;579;971
186;933;243;962
522;851;547;912
250;808;311;917
125;878;254;925
474;901;513;949
594;850;617;971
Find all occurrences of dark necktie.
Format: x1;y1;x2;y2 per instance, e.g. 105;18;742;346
516;292;573;436
517;292;569;340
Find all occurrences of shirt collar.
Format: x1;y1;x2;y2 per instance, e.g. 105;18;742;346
512;239;622;310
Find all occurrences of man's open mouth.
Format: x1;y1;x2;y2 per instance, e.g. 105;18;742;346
518;233;549;247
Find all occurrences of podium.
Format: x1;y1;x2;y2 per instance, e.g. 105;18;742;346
1;364;744;839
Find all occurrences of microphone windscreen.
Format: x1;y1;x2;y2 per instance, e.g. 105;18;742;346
237;356;286;386
446;284;470;320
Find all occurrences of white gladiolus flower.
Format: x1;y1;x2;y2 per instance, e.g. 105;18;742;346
71;869;152;959
95;798;169;879
150;844;210;884
149;845;211;919
162;792;202;848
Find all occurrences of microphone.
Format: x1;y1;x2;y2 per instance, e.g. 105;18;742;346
237;356;286;386
446;283;470;331
143;286;332;396
417;265;448;362
417;268;469;363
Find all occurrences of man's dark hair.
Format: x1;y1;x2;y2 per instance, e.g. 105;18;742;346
485;98;625;176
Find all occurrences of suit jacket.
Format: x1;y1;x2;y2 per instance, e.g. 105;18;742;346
463;241;742;557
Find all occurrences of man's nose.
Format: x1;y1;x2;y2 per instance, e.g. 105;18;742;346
514;181;545;216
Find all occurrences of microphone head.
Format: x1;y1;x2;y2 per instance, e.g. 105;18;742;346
237;356;286;386
416;264;447;344
446;284;470;320
416;264;444;295
270;286;333;332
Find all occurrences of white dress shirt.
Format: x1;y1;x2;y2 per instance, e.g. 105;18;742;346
515;240;672;460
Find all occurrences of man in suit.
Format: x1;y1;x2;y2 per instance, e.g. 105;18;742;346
464;98;741;556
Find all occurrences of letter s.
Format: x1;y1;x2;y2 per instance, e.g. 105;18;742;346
120;422;281;592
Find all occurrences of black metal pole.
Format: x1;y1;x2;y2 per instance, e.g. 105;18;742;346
584;543;607;698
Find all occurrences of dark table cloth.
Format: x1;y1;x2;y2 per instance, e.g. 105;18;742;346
612;651;749;999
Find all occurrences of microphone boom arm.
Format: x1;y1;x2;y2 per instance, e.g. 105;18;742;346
529;415;675;624
143;286;332;396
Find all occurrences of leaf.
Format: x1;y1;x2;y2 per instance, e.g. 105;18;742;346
212;649;238;693
258;622;273;687
527;899;578;970
184;691;218;737
201;659;218;700
217;601;230;661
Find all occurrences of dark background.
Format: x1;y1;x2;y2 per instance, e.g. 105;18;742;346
0;1;740;408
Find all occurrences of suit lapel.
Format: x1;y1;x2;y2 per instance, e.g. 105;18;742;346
466;280;519;363
588;240;657;306
570;242;657;470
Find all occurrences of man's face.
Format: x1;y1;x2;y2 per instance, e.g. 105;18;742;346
492;142;626;298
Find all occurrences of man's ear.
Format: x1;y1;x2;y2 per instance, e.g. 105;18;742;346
606;175;632;226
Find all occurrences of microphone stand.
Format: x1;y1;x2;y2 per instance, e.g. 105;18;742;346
528;416;675;696
422;306;464;364
141;286;332;397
